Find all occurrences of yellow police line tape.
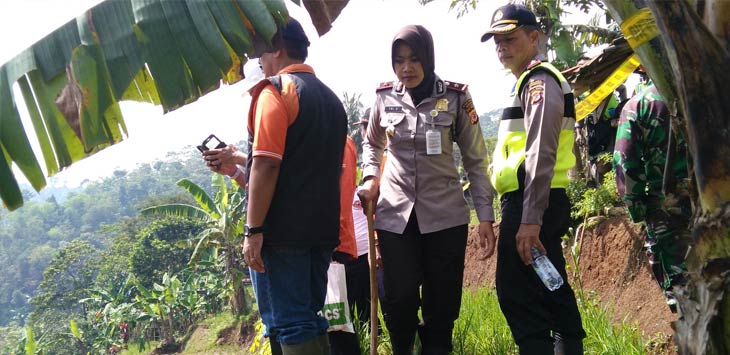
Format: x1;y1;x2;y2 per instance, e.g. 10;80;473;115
575;54;640;122
575;8;659;122
621;8;660;49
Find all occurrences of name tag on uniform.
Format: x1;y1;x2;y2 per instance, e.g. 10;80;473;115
385;106;403;113
426;129;441;155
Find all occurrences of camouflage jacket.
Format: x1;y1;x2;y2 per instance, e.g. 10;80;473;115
612;85;688;222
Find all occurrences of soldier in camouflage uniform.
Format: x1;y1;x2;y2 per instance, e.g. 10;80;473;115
613;84;691;313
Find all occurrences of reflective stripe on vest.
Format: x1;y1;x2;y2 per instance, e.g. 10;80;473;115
490;62;576;196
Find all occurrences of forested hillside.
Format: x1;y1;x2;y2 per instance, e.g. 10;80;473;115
0;114;503;354
0;147;221;328
479;108;500;138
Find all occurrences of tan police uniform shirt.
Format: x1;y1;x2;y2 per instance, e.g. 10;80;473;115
362;76;495;234
519;69;566;225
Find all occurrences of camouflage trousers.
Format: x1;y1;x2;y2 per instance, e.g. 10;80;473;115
644;201;692;296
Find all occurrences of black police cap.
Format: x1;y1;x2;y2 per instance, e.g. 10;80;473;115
480;4;538;42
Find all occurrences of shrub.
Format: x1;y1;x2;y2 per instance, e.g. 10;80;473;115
571;171;621;220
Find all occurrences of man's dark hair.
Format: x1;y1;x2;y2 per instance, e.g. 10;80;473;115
268;35;308;62
283;39;308;61
522;25;540;34
272;18;310;62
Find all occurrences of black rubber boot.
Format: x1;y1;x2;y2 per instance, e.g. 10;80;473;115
553;332;584;355
270;335;283;355
390;330;416;355
280;334;330;355
518;333;553;355
418;324;451;355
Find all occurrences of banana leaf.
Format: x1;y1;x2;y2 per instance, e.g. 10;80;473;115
140;203;211;221
0;0;349;211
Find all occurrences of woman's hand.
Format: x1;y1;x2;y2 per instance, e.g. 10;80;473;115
374;244;383;269
357;178;379;217
477;221;496;260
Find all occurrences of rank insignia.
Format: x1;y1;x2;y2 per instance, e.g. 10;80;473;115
434;98;448;112
376;81;394;92
445;81;468;93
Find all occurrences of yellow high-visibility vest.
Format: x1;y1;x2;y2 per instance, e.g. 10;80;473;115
490;62;576;195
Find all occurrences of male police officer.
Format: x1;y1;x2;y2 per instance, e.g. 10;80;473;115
481;4;585;354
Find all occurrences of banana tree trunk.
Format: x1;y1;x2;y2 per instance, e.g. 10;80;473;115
646;2;730;354
166;308;175;346
226;247;247;315
602;0;678;107
604;1;730;354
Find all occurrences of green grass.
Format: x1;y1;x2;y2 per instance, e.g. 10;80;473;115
120;341;160;355
452;288;518;355
350;287;652;355
133;286;658;355
579;291;647;355
180;312;242;354
121;313;242;355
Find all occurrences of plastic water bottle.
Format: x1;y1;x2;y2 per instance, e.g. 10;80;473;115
531;247;564;291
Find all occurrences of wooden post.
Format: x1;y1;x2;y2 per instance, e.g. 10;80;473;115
366;203;379;355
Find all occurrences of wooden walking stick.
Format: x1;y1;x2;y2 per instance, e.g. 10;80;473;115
366;202;379;355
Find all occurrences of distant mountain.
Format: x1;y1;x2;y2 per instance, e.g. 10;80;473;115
479;108;501;138
22;184;79;203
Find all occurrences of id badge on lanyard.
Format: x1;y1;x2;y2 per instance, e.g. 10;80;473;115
426;109;442;155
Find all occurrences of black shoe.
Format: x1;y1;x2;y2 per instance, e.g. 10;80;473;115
666;291;678;314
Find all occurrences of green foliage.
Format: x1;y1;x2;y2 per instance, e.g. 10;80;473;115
129;216;205;289
31;240;100;313
570;172;620;220
567;177;590;209
343;92;365;161
182;312;241;353
0;148;218;327
343;285;652;355
24;327;37;355
479;108;501;139
579;292;647;355
0;324;24;354
248;318;272;355
141;174;249;316
451;289;517;355
564;0;605;13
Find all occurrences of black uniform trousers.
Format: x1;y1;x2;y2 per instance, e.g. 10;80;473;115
378;212;468;355
496;188;586;355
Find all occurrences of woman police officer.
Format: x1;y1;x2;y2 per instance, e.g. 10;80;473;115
357;24;496;355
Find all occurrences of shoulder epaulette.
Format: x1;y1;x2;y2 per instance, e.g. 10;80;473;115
444;81;468;93
526;60;542;70
376;81;394;92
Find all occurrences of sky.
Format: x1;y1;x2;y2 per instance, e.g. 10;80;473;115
0;0;592;189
